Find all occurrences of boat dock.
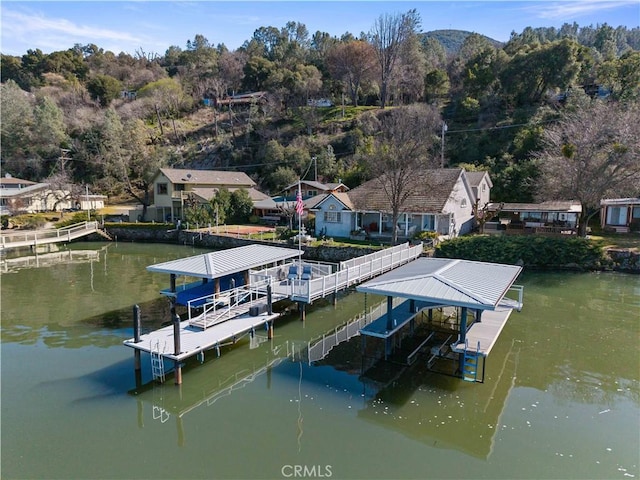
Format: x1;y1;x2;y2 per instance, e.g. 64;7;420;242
124;242;423;384
356;257;524;382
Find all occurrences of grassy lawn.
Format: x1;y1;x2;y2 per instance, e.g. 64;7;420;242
589;233;640;250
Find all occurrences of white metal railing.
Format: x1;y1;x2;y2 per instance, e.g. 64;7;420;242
291;242;423;303
501;284;524;311
0;221;99;249
188;278;272;329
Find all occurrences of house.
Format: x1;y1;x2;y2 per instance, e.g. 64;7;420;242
0;175;37;190
465;171;493;209
311;168;480;240
139;168;262;222
0;178;106;215
282;180;349;199
485;201;581;234
600;198;640;233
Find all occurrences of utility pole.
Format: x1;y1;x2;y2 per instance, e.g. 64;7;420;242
441;121;448;168
313;156;317;182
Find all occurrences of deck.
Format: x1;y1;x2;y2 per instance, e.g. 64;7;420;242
450;307;513;357
124;310;280;362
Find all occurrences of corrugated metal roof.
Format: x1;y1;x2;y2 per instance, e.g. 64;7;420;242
147;244;300;279
356;257;522;310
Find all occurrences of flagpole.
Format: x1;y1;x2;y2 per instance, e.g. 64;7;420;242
297;181;302;270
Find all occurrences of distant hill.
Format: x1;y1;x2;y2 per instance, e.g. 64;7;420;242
421;29;503;55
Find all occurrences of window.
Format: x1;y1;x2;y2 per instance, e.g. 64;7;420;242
324;211;341;223
461;198;467;208
157;183;168;195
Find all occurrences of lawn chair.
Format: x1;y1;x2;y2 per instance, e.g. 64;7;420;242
287;265;299;282
301;265;312;280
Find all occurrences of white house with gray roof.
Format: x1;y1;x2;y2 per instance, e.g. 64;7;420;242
311;168;482;240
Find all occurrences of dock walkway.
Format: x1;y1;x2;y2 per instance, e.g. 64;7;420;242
0;221;105;250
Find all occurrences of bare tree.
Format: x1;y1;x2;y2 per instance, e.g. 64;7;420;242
535;99;640;236
368;9;421;108
362;104;441;243
326;40;377;106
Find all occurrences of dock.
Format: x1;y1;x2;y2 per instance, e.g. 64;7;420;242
356;257;524;382
0;221;107;250
124;242;424;384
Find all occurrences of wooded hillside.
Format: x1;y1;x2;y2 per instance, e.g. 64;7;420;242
1;13;639;213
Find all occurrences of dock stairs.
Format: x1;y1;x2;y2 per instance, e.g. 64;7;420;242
462;339;482;382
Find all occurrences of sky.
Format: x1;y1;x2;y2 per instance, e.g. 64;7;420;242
1;0;639;57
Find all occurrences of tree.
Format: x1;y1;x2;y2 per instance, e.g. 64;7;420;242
228;189;254;223
326;40;377;106
32;96;69;163
0;80;34;165
535;100;640;236
361;104;441;243
368;9;421;108
86;74;122;107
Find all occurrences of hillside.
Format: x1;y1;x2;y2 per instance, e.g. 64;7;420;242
421;29;503;54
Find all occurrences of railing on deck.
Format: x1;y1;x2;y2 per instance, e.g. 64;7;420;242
0;221;99;249
291;242;423;303
187;278;272;329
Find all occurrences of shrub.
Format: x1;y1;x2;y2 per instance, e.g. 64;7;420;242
435;235;604;269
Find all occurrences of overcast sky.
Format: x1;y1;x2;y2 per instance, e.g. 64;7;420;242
1;1;638;56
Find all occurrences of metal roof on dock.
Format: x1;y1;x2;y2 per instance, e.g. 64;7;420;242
356;257;522;310
147;244;300;279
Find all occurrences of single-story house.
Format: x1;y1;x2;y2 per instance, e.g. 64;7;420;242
138;168;262;222
0;179;106;215
0;175;37;190
600;198;640;233
311;168;480;240
485;201;581;234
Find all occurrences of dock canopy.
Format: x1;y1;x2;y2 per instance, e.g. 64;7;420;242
147;244;300;280
356;257;522;311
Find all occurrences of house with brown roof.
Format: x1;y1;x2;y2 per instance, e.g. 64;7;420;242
138;168;263;222
310;168;480;239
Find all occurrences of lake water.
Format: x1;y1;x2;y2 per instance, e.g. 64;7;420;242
1;242;638;480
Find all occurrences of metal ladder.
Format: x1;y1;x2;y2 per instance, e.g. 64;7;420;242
150;340;166;383
462;340;481;382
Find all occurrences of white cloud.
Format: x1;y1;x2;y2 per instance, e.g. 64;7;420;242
524;0;639;20
1;7;151;54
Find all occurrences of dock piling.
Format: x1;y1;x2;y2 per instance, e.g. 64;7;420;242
133;304;142;374
172;311;182;385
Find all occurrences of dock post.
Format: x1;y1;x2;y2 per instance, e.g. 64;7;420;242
458;307;468;375
267;284;273;314
133;304;142;375
299;302;306;322
386;296;394;330
172;309;182;385
267;322;273;339
332;292;337;306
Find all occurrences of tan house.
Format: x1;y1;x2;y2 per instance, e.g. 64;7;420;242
140;168;262;222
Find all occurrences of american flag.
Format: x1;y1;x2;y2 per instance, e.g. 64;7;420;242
295;186;304;216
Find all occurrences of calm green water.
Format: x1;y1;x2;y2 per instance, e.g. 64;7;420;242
1;242;638;480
